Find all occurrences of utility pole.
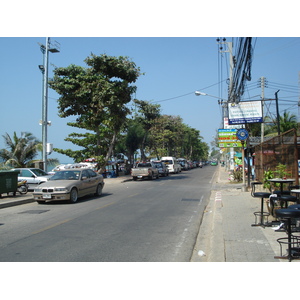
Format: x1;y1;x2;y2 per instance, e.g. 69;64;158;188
42;38;49;172
38;38;60;171
228;41;234;103
217;38;235;171
260;76;267;144
227;41;235;171
298;71;300;122
275;90;281;136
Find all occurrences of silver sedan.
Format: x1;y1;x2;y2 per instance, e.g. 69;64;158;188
33;168;104;204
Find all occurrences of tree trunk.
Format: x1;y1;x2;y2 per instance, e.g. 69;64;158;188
105;131;117;165
140;134;147;161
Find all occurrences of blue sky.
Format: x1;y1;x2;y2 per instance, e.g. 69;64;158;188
0;2;299;165
0;37;299;164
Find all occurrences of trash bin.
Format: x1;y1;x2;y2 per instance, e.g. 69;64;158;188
0;170;19;197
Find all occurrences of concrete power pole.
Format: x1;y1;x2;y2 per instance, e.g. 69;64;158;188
227;41;235;171
298;71;300;122
216;38;235;171
260;76;266;144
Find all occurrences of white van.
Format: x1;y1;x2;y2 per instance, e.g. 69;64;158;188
161;157;181;174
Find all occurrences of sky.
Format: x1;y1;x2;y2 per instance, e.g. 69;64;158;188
0;3;299;166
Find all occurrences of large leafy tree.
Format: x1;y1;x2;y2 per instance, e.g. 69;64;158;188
148;115;208;160
133;99;161;160
49;54;142;167
0;132;41;167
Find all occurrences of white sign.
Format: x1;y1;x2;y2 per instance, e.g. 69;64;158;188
228;101;263;125
223;117;244;129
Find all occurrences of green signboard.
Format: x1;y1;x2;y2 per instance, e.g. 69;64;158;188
218;129;242;148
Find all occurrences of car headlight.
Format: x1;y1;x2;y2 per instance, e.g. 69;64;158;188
54;188;69;192
34;188;42;193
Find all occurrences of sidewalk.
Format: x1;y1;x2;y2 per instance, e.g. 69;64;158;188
191;165;295;262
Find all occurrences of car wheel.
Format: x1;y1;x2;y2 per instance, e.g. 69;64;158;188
69;188;78;203
95;183;103;196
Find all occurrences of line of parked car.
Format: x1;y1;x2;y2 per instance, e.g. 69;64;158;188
130;156;204;181
11;157;206;204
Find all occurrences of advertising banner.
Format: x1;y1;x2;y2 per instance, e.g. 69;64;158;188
218;129;242;148
228;101;263;125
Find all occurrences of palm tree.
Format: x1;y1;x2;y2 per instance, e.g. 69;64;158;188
0;132;41;168
279;111;297;133
264;111;298;136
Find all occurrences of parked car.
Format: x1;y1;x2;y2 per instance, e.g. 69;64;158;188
161;157;181;174
187;161;194;169
177;158;189;170
13;168;52;190
153;161;169;177
131;162;159;181
33;168;104;204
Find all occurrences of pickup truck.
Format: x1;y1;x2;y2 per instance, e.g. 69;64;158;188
131;162;159;181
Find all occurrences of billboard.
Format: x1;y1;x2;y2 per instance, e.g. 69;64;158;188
218;129;242;148
228;101;262;125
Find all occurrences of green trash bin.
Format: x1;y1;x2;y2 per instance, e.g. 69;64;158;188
0;170;19;197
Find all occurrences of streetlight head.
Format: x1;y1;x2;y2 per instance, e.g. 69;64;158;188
195;91;207;96
38;65;45;72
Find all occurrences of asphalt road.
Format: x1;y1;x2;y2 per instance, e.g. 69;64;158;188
0;166;217;262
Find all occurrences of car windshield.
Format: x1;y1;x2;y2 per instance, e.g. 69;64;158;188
161;160;172;164
50;170;81;180
137;163;152;167
31;169;48;176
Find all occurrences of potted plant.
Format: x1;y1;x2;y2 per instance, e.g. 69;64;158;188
274;163;291;179
262;169;276;193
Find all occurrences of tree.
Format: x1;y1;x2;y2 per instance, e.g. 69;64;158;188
147;114;177;158
115;119;145;165
263;111;298;136
0;132;41;167
279;111;297;133
49;54;142;168
147;115;209;160
133;99;161;160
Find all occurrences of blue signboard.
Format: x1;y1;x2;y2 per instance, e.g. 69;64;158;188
228;101;263;125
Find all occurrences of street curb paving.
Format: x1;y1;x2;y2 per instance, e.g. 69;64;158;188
191;168;223;262
0;197;35;209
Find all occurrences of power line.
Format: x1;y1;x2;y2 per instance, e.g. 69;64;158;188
151;80;227;103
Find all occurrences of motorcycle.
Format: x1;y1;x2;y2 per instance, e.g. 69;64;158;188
17;180;28;194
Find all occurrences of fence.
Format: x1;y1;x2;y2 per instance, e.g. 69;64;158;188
253;129;299;184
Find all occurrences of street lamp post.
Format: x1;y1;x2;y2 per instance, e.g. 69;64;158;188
195;91;235;171
195;91;228;127
39;37;60;171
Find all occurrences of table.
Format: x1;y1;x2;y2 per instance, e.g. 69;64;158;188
290;189;300;204
268;178;295;194
268;179;296;212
